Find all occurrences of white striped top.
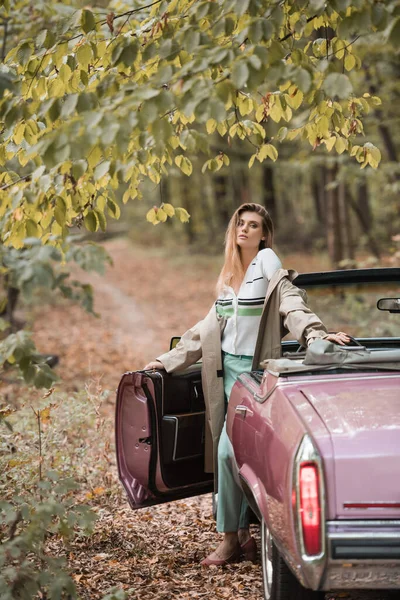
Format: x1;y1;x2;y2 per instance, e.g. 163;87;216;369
217;248;282;356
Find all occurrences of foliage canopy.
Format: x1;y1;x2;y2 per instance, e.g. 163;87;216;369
0;0;396;238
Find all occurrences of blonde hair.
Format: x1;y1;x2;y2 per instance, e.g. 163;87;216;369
216;203;274;296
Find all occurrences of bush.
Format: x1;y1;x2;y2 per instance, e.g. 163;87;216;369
0;384;115;599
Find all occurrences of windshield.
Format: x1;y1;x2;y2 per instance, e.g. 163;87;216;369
286;281;400;339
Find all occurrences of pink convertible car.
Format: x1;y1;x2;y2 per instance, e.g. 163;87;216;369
115;268;400;600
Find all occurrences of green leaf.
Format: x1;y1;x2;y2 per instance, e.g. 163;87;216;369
71;160;88;181
232;62;249;89
76;44;93;68
107;199;121;219
17;42;33;66
94;209;106;232
84;211;98;233
94;161;110;181
0;72;14;98
81;9;96;34
294;68;312;93
276;127;288;141
118;42;139;67
209;98;226;122
54;197;67;226
25;219;40;238
323;73;353;100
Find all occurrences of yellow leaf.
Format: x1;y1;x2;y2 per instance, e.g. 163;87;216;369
206;119;217;134
335;137;347;154
248;153;256;168
316;115;330;137
146;208;158;224
162;203;175;217
324;136;336;152
237;94;253;116
175;155;192;176
255;104;265;123
40;407;51;425
93;487;105;495
13;122;25;145
269;103;282;123
157;207;167;222
257;144;278;162
217;121;228;136
286;89;303;110
344;53;356;71
169;136;180;149
175;207;190;223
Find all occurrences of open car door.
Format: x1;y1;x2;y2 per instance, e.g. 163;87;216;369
115;365;213;509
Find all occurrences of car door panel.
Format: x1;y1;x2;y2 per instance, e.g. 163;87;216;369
115;367;213;509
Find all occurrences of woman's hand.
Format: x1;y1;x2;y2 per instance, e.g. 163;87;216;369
324;332;351;346
143;360;164;370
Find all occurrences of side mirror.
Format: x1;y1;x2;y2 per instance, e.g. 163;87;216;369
170;336;181;350
377;298;400;313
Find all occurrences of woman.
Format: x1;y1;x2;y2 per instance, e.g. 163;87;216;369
144;203;349;566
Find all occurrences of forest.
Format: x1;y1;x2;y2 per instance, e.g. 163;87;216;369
0;0;399;599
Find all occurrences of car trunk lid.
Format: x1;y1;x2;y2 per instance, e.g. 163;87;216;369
297;372;400;519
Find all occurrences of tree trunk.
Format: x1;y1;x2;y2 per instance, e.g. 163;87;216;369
348;180;381;259
311;167;326;226
262;165;277;225
338;181;354;262
325;165;343;267
214;174;230;230
180;177;196;244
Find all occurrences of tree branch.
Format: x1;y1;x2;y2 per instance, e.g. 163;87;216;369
279;14;317;42
1;18;8;61
0;175;31;191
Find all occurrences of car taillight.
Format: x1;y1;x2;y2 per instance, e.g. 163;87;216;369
299;462;321;556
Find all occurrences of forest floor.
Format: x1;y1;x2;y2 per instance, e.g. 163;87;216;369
4;237;397;600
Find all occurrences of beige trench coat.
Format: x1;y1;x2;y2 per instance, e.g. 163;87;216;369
157;269;328;475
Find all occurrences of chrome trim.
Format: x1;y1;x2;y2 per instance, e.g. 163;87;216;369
261;518;273;599
327;519;400;528
284;374;400;385
245;373;400;401
292;434;326;590
237;374;259;395
254;382;278;403
329;531;400;541
235;405;254;418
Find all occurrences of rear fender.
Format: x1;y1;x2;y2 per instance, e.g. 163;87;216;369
239;464;269;525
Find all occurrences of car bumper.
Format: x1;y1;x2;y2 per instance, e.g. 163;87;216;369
320;520;400;589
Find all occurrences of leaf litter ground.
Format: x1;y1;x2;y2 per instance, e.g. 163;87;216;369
12;239;397;600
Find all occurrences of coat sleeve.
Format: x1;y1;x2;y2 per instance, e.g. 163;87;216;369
156;320;203;373
279;279;328;347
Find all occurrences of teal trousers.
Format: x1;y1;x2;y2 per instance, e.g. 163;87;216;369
216;352;253;533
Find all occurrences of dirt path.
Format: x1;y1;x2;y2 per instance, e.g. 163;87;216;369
31;239;217;392
27;239;395;600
